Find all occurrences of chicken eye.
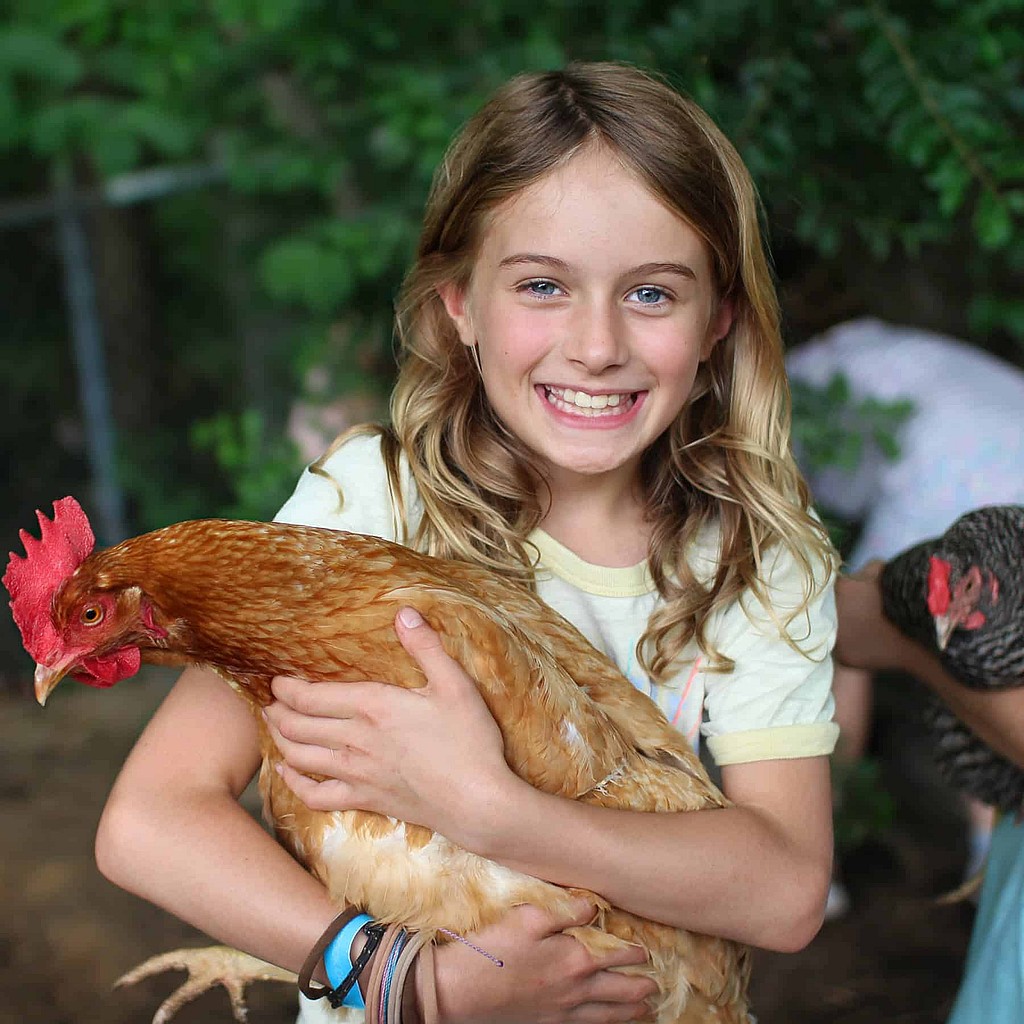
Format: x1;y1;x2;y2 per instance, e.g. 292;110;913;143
81;604;104;626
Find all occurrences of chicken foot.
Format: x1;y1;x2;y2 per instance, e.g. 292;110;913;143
114;945;295;1024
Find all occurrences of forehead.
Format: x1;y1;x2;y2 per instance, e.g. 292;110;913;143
478;147;711;274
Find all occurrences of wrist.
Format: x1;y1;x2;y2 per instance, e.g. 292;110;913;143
429;941;463;1024
324;913;380;1009
404;961;425;1024
456;771;545;862
298;908;384;1010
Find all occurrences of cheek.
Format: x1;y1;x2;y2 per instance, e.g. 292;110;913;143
477;308;552;373
645;329;705;388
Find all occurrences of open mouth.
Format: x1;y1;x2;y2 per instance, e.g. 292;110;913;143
542;385;639;417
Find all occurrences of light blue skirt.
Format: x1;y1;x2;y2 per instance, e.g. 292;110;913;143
948;815;1024;1022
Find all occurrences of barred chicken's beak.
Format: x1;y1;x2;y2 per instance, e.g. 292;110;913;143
934;614;955;652
34;659;73;706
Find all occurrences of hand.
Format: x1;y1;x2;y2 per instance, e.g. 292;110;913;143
833;561;914;673
264;607;514;841
426;901;656;1024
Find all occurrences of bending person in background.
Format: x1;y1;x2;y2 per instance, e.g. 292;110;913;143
836;566;1024;1023
787;317;1024;916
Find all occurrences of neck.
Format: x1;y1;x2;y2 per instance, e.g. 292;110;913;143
538;473;650;567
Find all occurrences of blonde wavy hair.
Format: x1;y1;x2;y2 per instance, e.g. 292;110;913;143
318;62;836;683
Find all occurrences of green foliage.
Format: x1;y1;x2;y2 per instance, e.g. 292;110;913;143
0;0;1021;527
832;757;898;854
790;373;915;551
191;410;301;522
791;373;915;473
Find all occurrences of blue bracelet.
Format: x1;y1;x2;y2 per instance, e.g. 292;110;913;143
324;912;374;1009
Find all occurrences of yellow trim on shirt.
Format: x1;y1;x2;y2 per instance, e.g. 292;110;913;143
528;529;655;597
706;722;840;765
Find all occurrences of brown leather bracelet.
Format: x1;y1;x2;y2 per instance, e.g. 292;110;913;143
297;907;363;1000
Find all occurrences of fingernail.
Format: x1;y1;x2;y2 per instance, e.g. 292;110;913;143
398;606;424;628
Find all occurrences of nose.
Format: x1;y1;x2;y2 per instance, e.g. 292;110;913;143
563;300;628;373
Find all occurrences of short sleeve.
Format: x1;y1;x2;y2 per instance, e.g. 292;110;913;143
701;542;839;765
273;432;416;540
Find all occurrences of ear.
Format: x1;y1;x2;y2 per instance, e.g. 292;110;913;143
701;297;734;361
437;283;476;348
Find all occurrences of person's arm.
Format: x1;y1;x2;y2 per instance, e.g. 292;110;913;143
835;566;1024;770
269;609;833;954
96;664;655;1023
94;665;341;980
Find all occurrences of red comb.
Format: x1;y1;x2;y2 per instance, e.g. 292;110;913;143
3;497;96;661
926;555;952;617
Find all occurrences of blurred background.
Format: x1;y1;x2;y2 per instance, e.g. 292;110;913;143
0;2;1022;1022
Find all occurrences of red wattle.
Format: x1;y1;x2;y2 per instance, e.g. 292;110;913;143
72;647;142;688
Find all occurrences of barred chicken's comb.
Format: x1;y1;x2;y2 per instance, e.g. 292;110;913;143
3;497;96;660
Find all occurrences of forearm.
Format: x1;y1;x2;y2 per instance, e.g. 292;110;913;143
95;666;339;981
456;763;831;952
901;645;1024;770
96;781;338;980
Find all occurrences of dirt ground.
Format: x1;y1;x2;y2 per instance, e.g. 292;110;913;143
0;666;978;1024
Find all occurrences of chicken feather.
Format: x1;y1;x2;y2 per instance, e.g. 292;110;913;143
6;506;751;1023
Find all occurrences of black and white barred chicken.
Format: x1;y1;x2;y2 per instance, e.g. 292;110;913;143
881;504;1024;813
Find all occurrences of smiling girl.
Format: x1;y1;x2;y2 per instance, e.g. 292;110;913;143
96;63;839;1023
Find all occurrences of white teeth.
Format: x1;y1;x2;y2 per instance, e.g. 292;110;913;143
544;386;633;415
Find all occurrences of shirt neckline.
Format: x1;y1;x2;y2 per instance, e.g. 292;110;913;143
528;529;655;597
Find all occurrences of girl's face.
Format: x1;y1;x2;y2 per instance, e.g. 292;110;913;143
442;146;731;496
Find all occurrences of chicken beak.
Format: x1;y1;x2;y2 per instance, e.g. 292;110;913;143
34;658;74;706
933;614;955;652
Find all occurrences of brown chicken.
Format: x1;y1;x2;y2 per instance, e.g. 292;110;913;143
4;497;750;1023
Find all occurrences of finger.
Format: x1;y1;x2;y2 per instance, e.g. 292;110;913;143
270;675;388;719
265;710;372;777
571;999;655;1024
592;940;650;971
510;898;598;937
558;896;602;930
264;700;362;749
394;607;465;689
585;969;658;1003
268;727;347;777
274;761;358;812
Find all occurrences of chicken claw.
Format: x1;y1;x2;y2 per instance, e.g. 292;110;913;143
114;945;296;1024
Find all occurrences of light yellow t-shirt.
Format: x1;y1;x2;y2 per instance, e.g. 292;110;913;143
275;432;839;766
280;432;837;1024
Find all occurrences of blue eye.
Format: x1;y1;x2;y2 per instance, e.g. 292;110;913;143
524;279;560;297
631;286;667;305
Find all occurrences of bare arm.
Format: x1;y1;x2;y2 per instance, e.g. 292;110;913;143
94;665;340;980
269;610;833;953
835;567;1024;770
96;664;654;1023
457;756;833;952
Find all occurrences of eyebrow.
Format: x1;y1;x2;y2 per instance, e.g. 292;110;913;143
497;254;697;281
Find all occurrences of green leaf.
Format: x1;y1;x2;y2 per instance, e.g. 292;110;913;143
0;28;83;85
259;235;355;313
973;190;1013;250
